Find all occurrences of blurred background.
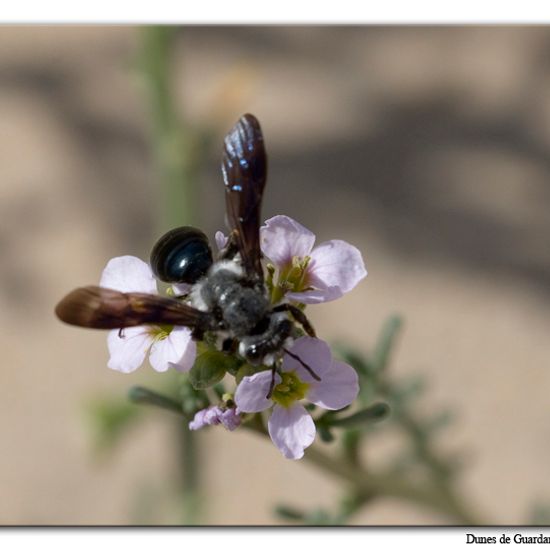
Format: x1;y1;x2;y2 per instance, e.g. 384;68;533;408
0;26;549;525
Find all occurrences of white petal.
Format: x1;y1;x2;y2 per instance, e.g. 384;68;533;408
260;215;316;267
308;360;359;410
234;371;279;413
306;240;367;301
282;336;332;381
107;326;152;373
100;256;158;294
149;327;196;372
268;404;316;460
286;287;343;304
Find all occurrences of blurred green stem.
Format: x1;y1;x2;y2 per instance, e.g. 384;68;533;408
243;420;482;525
140;26;196;232
130;384;485;524
139;25;201;524
305;447;480;525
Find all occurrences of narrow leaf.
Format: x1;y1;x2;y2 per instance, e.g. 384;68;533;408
329;402;390;428
371;315;403;372
128;386;183;415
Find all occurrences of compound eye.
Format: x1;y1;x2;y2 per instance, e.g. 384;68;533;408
150;226;213;284
245;346;261;363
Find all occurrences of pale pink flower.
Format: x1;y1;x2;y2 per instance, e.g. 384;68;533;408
188;405;241;431
235;337;359;459
260;215;367;304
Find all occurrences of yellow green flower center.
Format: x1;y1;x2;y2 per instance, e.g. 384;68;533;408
270;256;311;304
271;371;309;408
148;324;173;341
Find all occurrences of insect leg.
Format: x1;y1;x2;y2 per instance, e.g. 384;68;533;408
219;229;241;261
266;365;277;399
222;337;239;354
191;326;206;341
273;303;316;337
283;347;321;381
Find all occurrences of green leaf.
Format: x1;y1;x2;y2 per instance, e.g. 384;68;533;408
189;350;231;389
305;508;333;525
274;505;306;522
331;344;370;377
212;382;227;399
329;402;390;428
338;491;364;520
371;315;403;372
341;428;361;458
87;396;142;452
529;501;550;525
318;424;335;443
128;386;183;415
179;379;209;416
224;359;245;376
388;375;426;409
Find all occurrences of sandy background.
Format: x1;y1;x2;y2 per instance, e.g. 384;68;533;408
0;26;549;525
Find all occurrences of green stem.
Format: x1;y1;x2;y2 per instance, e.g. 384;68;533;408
138;25;201;524
180;423;201;524
378;377;454;484
304;446;481;525
139;26;196;231
341;429;362;467
243;418;483;525
129;388;484;525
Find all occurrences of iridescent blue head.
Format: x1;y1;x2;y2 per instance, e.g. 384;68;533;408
150;226;213;284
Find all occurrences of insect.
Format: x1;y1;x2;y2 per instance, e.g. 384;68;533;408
55;114;318;385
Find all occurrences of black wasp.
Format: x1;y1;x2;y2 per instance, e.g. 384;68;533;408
56;114;318;381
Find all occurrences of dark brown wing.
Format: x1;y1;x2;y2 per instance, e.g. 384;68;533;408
55;286;211;330
221;113;267;281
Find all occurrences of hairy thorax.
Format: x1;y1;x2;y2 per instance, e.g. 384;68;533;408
193;261;270;337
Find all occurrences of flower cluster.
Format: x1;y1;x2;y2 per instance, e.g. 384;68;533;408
100;215;366;459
